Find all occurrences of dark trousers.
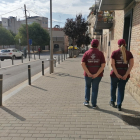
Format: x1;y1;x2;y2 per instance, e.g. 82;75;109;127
85;76;102;106
110;77;129;106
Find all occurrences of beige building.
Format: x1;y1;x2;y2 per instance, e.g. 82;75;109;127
1;16;48;34
87;3;103;50
48;26;69;53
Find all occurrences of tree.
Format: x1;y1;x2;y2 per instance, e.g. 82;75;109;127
15;23;50;47
63;14;90;48
0;26;15;47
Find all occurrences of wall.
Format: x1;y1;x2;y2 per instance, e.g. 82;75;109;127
102;11;124;68
125;2;140;103
101;5;140;104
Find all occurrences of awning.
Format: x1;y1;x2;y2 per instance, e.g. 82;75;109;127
99;0;133;11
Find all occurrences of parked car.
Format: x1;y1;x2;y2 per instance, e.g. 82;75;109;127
0;48;23;61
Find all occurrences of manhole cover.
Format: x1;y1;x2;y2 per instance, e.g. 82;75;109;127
121;114;140;126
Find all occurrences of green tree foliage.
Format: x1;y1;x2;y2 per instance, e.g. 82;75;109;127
0;26;15;46
15;23;50;46
63;14;91;47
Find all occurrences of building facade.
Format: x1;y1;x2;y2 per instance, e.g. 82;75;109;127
48;25;69;53
1;16;48;34
93;0;140;103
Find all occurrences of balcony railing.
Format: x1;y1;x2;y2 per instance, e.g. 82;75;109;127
94;11;114;31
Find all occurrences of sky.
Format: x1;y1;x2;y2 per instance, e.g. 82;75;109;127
0;0;95;27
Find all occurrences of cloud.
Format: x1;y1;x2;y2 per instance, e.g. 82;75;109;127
0;0;95;26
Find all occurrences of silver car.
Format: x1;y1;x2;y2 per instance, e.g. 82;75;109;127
0;48;23;61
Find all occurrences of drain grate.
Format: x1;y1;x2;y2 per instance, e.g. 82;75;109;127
121;114;140;126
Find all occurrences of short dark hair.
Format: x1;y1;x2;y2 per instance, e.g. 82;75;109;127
91;45;98;48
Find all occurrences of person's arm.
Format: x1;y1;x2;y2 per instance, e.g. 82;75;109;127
81;62;92;77
111;58;123;79
122;58;134;80
92;63;105;78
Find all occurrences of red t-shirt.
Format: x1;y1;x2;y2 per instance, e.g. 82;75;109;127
82;48;106;77
110;49;133;78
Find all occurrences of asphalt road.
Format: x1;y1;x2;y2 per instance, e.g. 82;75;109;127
0;53;60;93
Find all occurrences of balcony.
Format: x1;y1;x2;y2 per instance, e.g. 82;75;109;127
94;11;114;31
99;0;133;11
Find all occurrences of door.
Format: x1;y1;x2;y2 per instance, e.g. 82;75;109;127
123;9;133;50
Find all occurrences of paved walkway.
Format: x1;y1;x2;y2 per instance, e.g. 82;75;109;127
0;54;140;140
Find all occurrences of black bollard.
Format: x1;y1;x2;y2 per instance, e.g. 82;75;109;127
54;57;56;67
21;55;23;63
58;55;60;64
12;57;14;65
39;52;40;59
42;61;44;76
28;65;31;85
0;74;3;106
61;54;63;62
64;53;65;60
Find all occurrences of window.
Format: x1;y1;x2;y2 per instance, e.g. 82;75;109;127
54;44;59;48
1;50;10;52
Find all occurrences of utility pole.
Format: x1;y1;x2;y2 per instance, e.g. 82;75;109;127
24;4;30;61
50;0;54;73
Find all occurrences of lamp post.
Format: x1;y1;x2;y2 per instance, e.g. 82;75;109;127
50;0;54;73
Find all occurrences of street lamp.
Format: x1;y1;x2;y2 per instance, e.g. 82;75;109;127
49;0;54;73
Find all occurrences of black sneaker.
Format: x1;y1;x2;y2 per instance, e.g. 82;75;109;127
110;101;117;108
83;101;89;106
92;105;97;109
117;105;122;111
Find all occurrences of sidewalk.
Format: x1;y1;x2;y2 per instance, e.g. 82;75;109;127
0;54;140;140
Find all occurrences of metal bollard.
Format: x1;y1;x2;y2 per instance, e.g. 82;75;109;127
0;74;3;106
61;54;63;62
66;53;67;59
54;57;56;67
28;65;31;85
34;53;36;60
39;52;40;59
42;61;44;76
0;61;1;68
21;55;23;63
58;55;60;64
12;57;14;65
64;53;65;60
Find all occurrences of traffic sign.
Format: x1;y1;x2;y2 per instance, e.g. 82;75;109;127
29;39;32;45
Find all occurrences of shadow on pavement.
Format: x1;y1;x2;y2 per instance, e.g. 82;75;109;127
101;80;110;84
0;106;26;121
45;76;57;79
96;107;140;130
31;85;48;91
54;72;84;79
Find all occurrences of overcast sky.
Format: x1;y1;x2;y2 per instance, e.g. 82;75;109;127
0;0;95;27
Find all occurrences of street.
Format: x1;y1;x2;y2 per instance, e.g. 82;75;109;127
0;53;60;93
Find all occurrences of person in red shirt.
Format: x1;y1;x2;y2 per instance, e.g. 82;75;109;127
110;39;134;111
81;39;106;108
